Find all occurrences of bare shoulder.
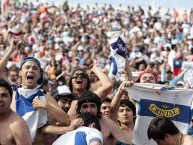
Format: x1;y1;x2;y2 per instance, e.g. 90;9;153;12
184;135;193;145
99;117;118;127
9;112;29;129
9;112;32;145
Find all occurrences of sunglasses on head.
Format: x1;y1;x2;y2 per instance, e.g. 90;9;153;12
72;72;87;79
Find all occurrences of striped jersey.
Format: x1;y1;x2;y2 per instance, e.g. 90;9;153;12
53;127;103;145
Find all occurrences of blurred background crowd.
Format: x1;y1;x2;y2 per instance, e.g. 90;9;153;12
1;0;193;93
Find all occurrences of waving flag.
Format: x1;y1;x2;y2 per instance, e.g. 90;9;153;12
108;33;127;80
173;59;183;76
15;87;47;141
126;83;193;145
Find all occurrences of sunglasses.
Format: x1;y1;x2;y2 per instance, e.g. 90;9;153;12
72;72;87;79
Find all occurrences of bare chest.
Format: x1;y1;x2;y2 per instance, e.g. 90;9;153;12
122;129;133;144
0;124;15;145
100;121;114;145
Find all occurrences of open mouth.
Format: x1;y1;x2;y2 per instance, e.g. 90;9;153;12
27;75;34;81
76;80;83;85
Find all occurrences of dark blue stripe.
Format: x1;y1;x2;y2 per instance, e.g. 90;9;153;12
110;37;127;59
138;99;192;124
75;131;87;145
16;89;44;117
109;56;118;75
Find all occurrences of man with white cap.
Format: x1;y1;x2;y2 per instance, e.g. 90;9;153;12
51;85;76;113
42;85;76;145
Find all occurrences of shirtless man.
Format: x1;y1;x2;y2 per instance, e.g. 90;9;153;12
110;81;136;143
0;78;31;145
76;90;131;145
148;116;193;145
100;98;111;118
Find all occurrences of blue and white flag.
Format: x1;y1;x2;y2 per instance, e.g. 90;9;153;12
15;87;48;142
126;83;193;145
108;33;127;80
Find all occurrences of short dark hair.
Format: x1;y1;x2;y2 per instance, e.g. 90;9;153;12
147;116;180;141
76;90;101;118
68;68;90;92
120;99;136;119
102;97;112;104
0;78;13;97
77;112;101;131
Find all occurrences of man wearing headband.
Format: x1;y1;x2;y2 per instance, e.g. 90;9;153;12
14;57;70;144
0;40;47;142
12;57;48;143
0;40;70;144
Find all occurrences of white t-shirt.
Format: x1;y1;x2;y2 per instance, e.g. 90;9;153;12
53;127;103;145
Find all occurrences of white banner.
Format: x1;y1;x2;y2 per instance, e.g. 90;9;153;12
126;83;193;145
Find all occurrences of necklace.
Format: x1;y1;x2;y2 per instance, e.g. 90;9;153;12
178;133;183;145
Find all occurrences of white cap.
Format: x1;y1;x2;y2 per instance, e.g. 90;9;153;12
51;85;74;99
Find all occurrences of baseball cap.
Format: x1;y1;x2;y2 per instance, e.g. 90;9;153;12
51;85;76;99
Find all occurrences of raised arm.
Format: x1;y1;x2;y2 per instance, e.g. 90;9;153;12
33;93;70;125
160;60;167;83
170;68;188;87
90;65;113;101
46;94;70;125
106;117;132;144
109;82;127;122
125;57;133;81
0;38;18;74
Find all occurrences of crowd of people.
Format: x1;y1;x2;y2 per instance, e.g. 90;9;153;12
1;0;193;145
